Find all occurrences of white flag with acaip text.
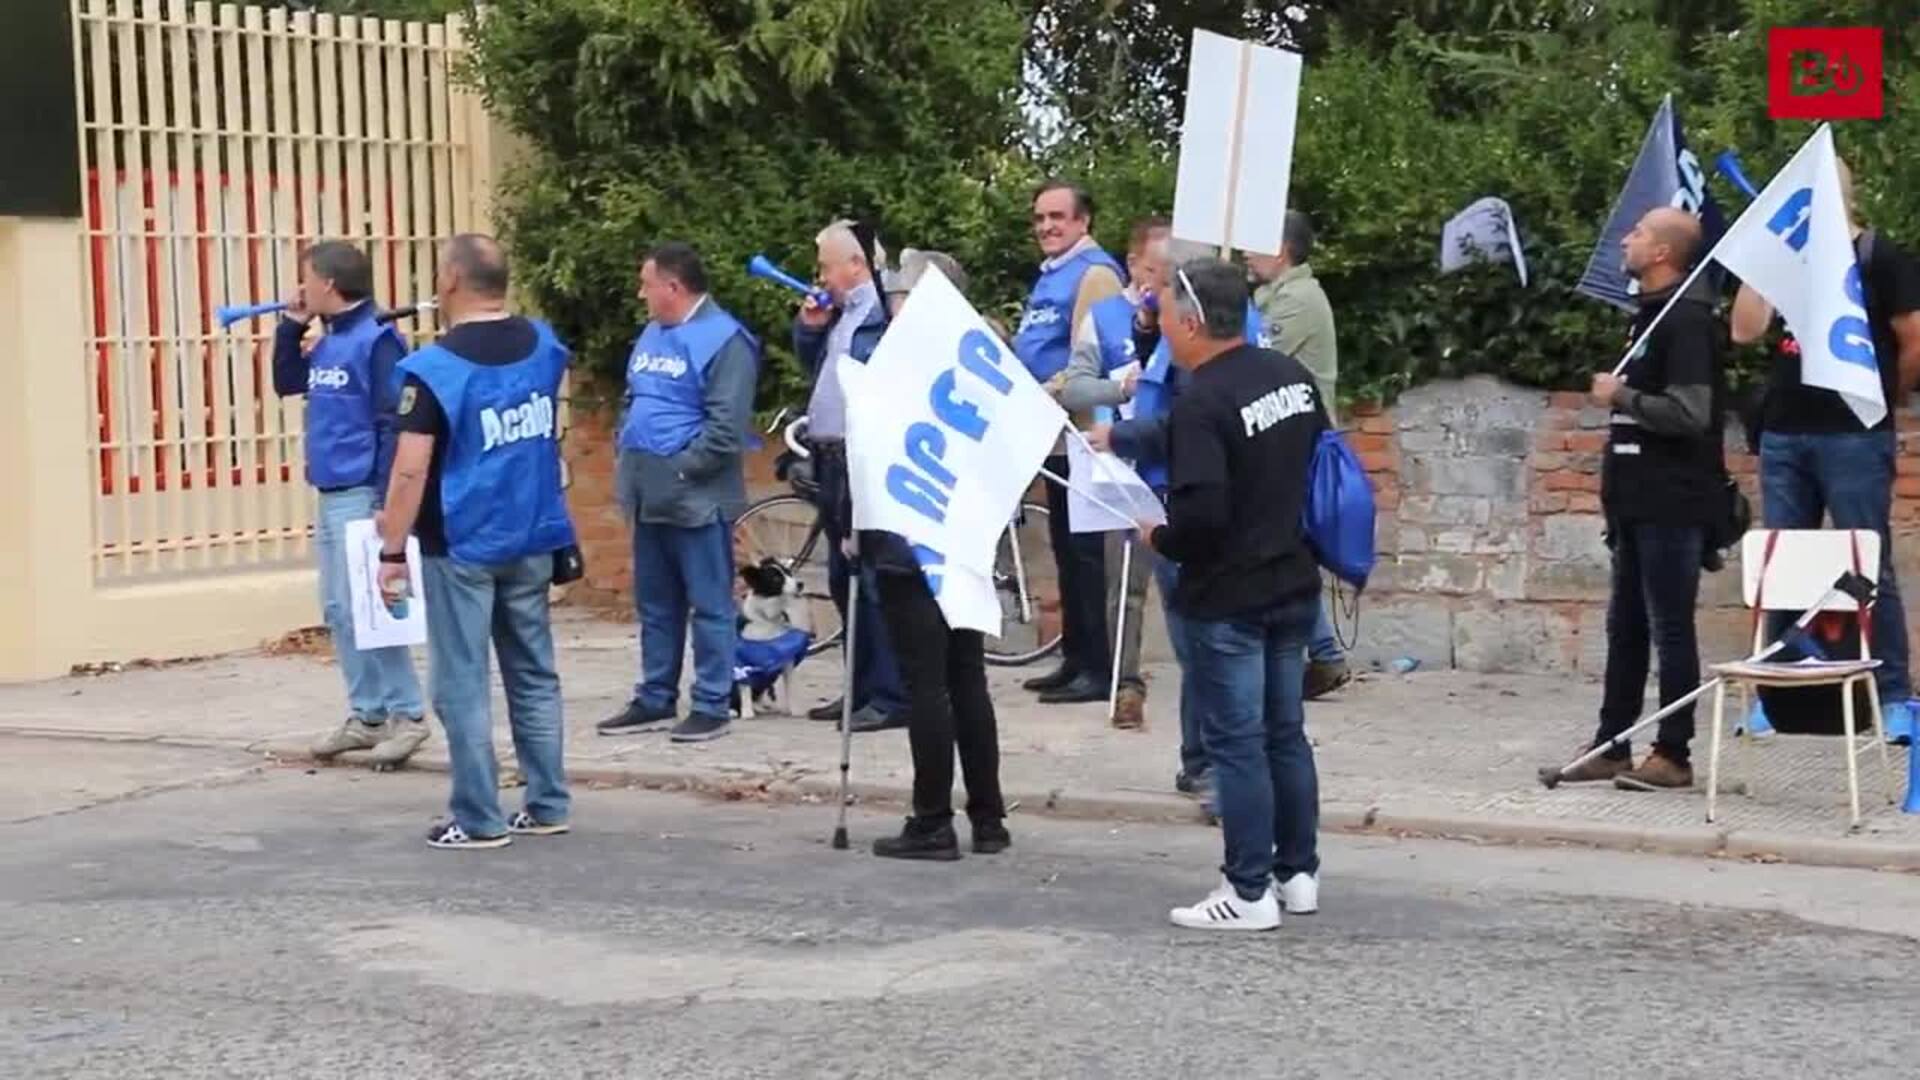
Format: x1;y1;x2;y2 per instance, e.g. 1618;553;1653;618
1711;124;1882;428
839;266;1067;635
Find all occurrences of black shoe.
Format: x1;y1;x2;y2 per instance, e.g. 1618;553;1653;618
872;817;961;861
1022;664;1079;693
847;705;906;733
807;696;845;722
1038;673;1106;704
669;712;732;743
971;819;1012;854
1174;769;1210;796
597;699;675;736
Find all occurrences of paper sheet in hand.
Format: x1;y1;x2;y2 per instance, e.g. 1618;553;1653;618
1067;437;1166;534
344;518;427;650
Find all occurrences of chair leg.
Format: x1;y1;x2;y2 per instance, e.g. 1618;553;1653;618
1865;676;1896;806
1842;677;1862;830
1737;682;1755;801
1708;679;1728;824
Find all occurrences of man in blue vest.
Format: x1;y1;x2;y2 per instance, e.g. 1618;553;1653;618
377;234;576;850
1059;216;1171;730
597;243;761;744
1014;178;1128;705
272;240;428;769
793;219;907;732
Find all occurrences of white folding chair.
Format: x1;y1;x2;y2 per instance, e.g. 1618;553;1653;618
1707;529;1898;829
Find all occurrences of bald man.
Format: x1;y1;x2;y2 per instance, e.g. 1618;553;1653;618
1731;159;1920;745
1562;206;1725;792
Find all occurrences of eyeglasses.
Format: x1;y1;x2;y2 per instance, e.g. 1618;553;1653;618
1175;267;1207;325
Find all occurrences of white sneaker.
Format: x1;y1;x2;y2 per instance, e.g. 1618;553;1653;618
1169;878;1281;931
1279;872;1319;915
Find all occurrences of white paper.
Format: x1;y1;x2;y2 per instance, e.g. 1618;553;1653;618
840;266;1067;635
1066;436;1167;534
1172;30;1303;255
345;518;427;650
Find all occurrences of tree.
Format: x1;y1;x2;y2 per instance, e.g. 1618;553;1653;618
463;0;1034;403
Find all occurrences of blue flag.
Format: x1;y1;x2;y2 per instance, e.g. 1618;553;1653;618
1576;95;1726;310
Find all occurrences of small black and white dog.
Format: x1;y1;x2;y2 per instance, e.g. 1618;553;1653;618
731;558;811;719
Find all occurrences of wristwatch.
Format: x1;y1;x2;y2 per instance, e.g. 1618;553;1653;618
378;550;408;564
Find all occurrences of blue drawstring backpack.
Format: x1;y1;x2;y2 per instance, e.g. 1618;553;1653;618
1302;429;1376;590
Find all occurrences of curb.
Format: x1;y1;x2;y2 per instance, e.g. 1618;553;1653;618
257;740;1920;874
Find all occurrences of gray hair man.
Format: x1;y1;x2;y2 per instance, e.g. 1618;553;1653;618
1142;258;1328;931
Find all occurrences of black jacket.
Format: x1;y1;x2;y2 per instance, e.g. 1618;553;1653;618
1602;281;1727;527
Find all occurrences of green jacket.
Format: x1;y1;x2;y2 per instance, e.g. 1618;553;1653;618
1254;264;1338;418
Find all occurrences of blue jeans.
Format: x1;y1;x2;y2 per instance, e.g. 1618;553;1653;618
422;554;569;837
829;543;907;715
315;487;422;721
1187;594;1322;900
1760;431;1912;699
632;519;736;718
1152;554;1205;780
1309;600;1344;664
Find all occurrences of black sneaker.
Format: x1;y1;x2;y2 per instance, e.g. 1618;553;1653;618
1022;664;1079;693
971;819;1012;854
506;811;570;836
846;705;906;733
1174;769;1209;796
597;700;675;736
426;820;512;851
807;696;845;722
669;712;732;743
872;817;962;861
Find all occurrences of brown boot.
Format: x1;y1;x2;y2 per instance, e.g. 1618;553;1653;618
1112;685;1147;730
1614;748;1694;791
1304;660;1353;701
1557;752;1633;784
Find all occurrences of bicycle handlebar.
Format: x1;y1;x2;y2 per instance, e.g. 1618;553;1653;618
783;415;812;459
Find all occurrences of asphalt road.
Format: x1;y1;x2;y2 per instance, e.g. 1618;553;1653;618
4;746;1918;1079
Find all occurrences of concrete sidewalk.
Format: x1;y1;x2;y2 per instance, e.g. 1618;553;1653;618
3;612;1917;871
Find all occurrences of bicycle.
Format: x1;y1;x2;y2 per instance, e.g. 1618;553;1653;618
731;412;1062;666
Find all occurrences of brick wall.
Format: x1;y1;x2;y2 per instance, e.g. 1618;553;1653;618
560;374;1920;675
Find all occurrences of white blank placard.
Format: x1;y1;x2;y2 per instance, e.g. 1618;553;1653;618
1172;30;1303;256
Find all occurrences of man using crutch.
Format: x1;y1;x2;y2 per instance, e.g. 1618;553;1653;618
1563;207;1726;790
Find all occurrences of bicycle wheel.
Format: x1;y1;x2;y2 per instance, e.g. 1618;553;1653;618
732;494;843;656
984;500;1063;666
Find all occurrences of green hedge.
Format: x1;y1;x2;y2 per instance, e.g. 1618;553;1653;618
451;0;1918;410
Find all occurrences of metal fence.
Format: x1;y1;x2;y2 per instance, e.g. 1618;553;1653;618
72;0;489;580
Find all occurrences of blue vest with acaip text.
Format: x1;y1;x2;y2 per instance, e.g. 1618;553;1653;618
399;320;576;565
620;305;754;456
305;308;403;490
1013;246;1126;382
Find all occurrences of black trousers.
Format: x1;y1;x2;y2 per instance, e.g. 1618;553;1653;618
1043;453;1111;678
875;569;1005;823
1593;522;1706;762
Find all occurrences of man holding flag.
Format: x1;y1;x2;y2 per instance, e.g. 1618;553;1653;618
1569;207;1724;791
1729;151;1920;744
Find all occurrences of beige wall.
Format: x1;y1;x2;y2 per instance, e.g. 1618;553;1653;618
0;217;317;682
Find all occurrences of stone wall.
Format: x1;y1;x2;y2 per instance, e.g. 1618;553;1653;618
1351;374;1920;675
560;374;1920;675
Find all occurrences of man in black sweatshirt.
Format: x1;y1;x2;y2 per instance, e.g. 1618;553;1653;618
1143;259;1327;932
1564;207;1725;791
